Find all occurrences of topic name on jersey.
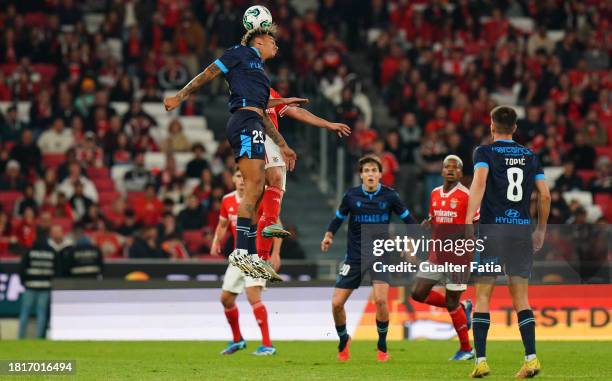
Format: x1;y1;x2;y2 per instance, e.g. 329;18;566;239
505;158;526;166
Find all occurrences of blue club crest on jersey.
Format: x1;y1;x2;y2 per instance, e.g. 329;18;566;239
379;201;388;209
356;201;362;208
505;209;520;218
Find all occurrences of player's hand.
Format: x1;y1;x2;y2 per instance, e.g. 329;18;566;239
321;233;333;252
420;218;431;229
280;145;297;171
210;240;221;256
327;122;351;138
282;97;309;107
532;228;546;252
163;95;181;111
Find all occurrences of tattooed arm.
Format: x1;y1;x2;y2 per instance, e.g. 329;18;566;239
263;114;297;171
163;62;221;111
262;114;288;148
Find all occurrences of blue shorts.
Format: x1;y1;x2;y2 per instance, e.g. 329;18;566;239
226;109;266;161
335;260;390;290
474;227;534;278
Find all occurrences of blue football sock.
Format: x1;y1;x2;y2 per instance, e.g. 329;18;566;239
517;309;536;357
473;312;490;359
376;320;389;352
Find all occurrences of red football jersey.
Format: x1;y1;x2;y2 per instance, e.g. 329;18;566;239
429;183;479;225
428;183;479;266
265;88;289;130
219;191;241;248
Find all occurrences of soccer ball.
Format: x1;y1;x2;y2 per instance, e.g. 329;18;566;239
242;5;273;31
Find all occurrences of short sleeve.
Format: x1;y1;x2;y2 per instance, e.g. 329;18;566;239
428;192;434;219
214;47;241;74
270;88;288;116
219;199;229;220
274;103;289;117
533;155;545;181
390;191;410;219
473;146;489;171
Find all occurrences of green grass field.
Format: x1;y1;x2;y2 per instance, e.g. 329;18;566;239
2;340;611;380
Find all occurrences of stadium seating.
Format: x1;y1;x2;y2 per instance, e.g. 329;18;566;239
0;191;22;214
93;178;116;193
52;217;73;233
595;146;612;159
42;153;66;168
182;230;209;256
98;191;121;206
576;170;597;186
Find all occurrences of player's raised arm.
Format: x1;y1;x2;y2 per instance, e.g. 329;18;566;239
321;194;350;252
284;107;351;137
267;97;309;108
210;217;230;256
163;62;222;111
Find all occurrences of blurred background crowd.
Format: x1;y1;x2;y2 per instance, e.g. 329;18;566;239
0;0;609;266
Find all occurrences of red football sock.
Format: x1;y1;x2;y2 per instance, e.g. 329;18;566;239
255;186;283;260
423;290;447;308
252;301;272;347
449;305;472;351
224;305;242;343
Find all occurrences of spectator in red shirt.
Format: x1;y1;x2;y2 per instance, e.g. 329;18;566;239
104;197;126;231
133;183;163;226
372;139;400;187
380;43;404;87
192;168;213;204
351;119;378;154
90;220;125;259
12;206;37;252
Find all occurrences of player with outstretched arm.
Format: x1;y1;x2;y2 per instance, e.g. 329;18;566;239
465;106;551;378
163;26;305;280
321;155;416;362
255;87;351;260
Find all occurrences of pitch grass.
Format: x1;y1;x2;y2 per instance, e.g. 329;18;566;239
2;340;612;380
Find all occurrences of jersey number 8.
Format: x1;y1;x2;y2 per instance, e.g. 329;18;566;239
506;167;524;202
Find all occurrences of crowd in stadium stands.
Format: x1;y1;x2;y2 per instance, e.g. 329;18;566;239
0;0;610;263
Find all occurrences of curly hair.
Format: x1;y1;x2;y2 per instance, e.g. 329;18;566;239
241;24;278;47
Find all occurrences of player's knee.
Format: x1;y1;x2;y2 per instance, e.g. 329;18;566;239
331;299;345;313
374;297;388;311
446;299;460;311
266;169;284;188
512;296;530;312
220;294;234;309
